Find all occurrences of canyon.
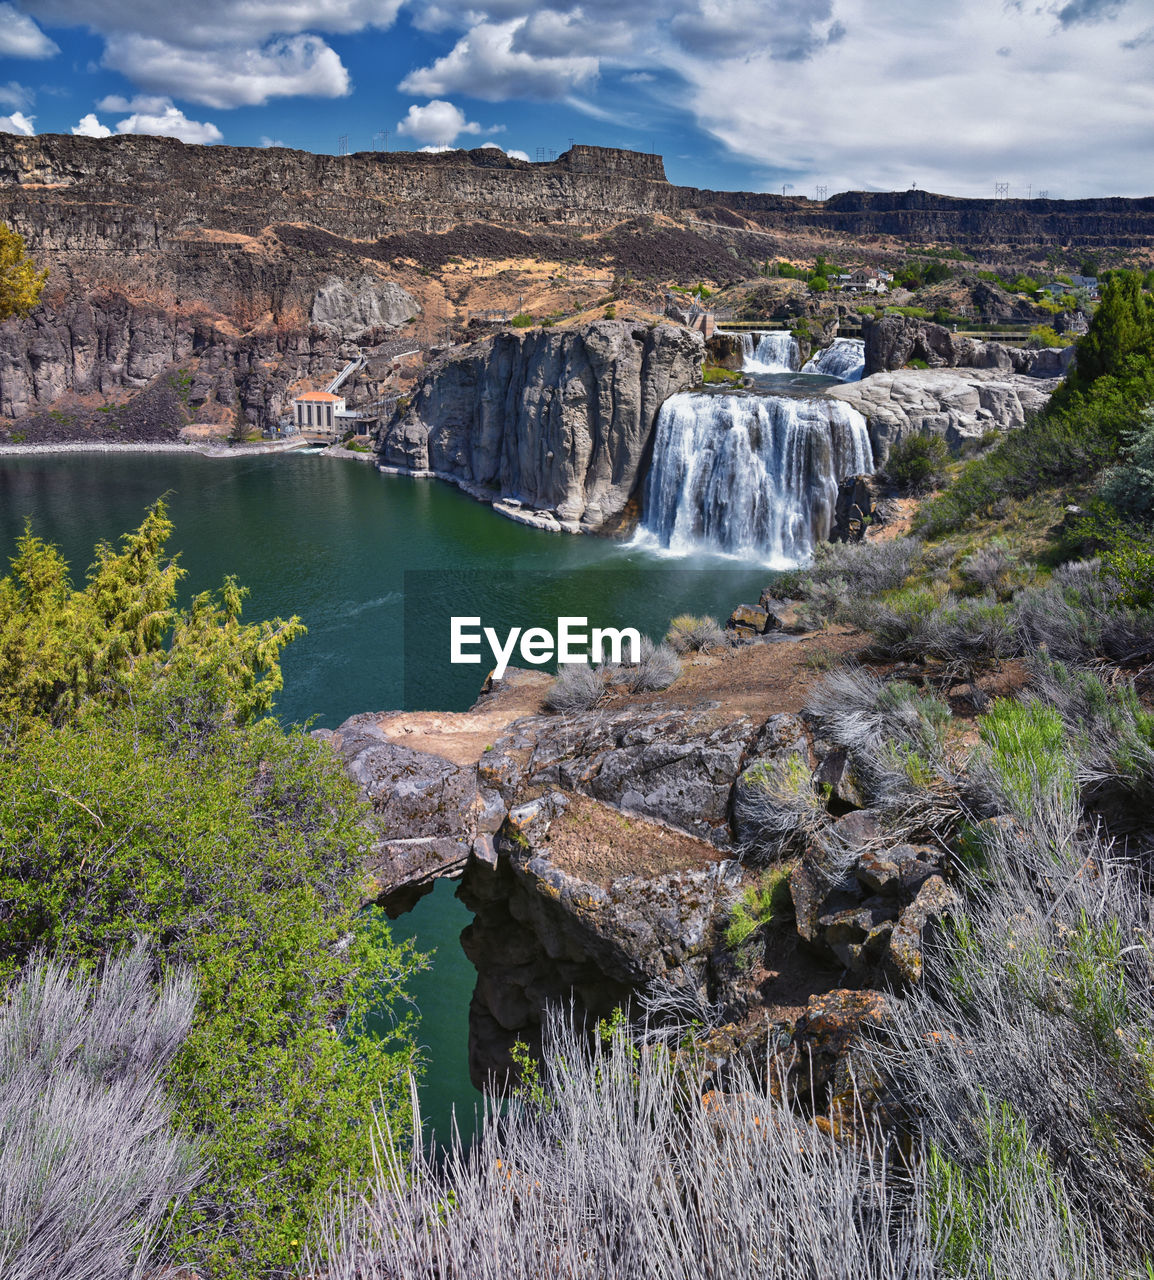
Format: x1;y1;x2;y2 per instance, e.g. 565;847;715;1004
0;133;1145;444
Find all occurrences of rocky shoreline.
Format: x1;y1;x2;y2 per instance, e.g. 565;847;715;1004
322;618;970;1096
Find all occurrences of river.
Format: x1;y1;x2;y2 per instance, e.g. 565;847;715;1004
0;449;772;1141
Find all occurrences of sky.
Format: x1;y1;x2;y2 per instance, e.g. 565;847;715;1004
0;0;1152;199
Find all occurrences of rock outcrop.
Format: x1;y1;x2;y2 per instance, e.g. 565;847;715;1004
310;276;419;339
862;313;1076;378
327;634;967;1092
827;367;1060;465
377;321;703;531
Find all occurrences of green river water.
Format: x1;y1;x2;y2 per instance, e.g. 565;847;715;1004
0;450;771;1141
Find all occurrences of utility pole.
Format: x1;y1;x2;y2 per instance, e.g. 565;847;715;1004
338;134;348;156
995;181;1009;198
782;182;793;197
815;184;828;201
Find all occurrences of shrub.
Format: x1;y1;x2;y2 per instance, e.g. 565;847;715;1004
510;313;534;328
1099;408;1154;522
884;433;951;494
795;538;922;629
875;787;1154;1263
665;614;726;653
978;697;1074;817
1028;324;1065;349
724;866;794;948
732;755;824;863
0;513;425;1277
0;944;202;1280
959;542;1017;597
543;662;612;713
620;636;681;692
311;1007;934;1280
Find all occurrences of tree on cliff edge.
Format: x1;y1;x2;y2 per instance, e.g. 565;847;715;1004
0;223;47;320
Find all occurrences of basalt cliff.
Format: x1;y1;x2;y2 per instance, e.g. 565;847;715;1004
1;133;1152;441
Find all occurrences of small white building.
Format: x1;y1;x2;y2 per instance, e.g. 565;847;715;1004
292;390;345;434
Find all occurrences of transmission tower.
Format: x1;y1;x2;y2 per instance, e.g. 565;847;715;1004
994;181;1009;198
338;134;348;156
1038;189;1049;199
535;146;545;163
815;184;828;200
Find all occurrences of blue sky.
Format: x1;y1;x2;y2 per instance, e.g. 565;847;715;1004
1;0;1152;198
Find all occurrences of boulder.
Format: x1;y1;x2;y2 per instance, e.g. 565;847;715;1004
788;989;894;1099
885;874;960;985
727;603;773;635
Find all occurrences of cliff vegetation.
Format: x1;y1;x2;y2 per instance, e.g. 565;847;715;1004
0;504;424;1278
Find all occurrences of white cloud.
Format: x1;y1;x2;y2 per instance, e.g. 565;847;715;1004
671;0;838;60
672;0;1154;197
96;92;170;113
399;19;599;101
0;81;32;109
100;33;350;109
17;0;399;108
418;144;456;153
21;0;404;49
71;111;111;136
259;135;287;147
114;101;223;143
0;110;36;134
396;98;487;146
507;148;530;162
0;3;58;59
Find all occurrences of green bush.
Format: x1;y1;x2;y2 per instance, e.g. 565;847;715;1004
884;433;950;494
1028;324;1065;349
916;364;1154;538
724;867;794;949
0;510;424;1277
1099;408;1154;522
979;698;1074;817
510;313;534;328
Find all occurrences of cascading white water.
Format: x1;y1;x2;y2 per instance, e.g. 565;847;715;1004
801;337;866;382
738;331;800;374
637;392;874;566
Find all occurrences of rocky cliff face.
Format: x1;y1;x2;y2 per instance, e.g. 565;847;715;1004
0;132;1140;438
378;321;703;531
862;313;1075;378
828;367;1060;463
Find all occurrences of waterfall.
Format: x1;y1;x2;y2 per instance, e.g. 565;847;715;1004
801;337;866;382
738;331;800;374
638;392;874;566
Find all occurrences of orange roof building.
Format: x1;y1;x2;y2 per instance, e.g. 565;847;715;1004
292;389;345;432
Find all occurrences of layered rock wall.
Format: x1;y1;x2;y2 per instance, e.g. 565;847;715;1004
378;321;703;531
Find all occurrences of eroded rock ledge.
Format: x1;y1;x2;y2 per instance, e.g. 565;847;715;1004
323;637;963;1094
